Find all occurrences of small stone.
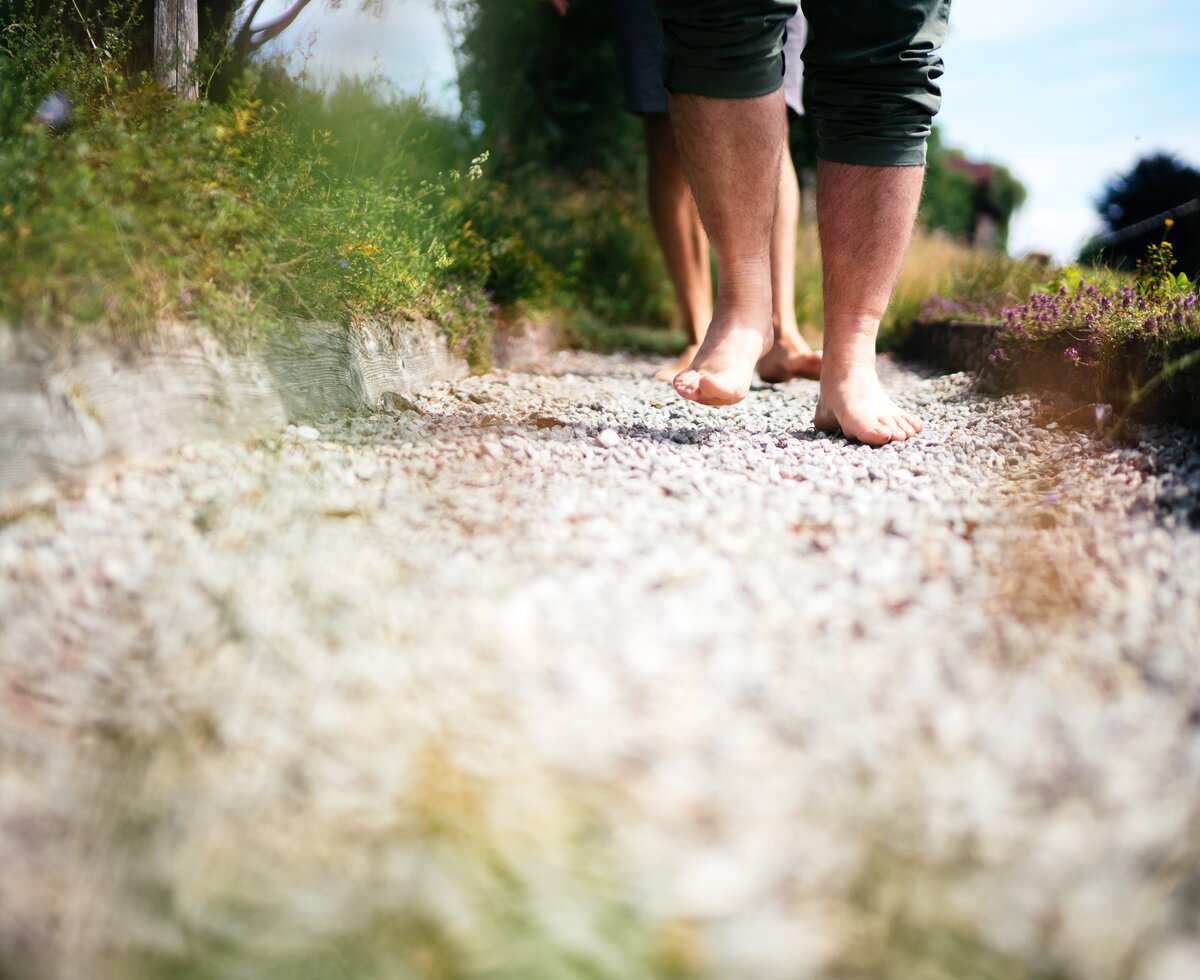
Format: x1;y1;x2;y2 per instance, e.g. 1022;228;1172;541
597;429;621;449
294;426;320;441
388;393;425;415
482;440;504;460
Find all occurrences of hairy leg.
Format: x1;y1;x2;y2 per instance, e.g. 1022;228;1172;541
757;142;822;382
670;89;784;407
642;113;714;382
813;160;926;444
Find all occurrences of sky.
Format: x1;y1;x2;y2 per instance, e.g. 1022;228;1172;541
256;0;1200;263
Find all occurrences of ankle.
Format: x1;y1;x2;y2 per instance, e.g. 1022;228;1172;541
819;344;877;382
772;314;801;339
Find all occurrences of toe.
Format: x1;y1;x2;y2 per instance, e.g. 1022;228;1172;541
904;413;924;434
857;422;894;446
674;371;700;399
896;416;917;439
695;373;746;407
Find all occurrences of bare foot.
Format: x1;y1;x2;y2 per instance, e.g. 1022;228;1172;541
673;314;772;407
655;344;701;383
814;367;923;445
756;326;822;383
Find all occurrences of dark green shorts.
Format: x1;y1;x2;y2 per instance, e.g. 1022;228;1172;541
652;0;950;166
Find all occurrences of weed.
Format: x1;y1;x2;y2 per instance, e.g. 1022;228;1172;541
0;7;501;367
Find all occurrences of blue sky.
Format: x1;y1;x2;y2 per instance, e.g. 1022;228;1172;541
257;0;1200;262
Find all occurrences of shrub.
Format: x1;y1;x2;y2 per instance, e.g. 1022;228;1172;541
0;3;502;367
989;239;1198;372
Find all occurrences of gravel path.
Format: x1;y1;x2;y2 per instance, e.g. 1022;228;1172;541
3;352;1200;980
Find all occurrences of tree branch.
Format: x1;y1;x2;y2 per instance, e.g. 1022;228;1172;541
243;0;315;53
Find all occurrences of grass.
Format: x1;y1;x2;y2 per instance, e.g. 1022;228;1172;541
916;232;1199;361
0;3;504;367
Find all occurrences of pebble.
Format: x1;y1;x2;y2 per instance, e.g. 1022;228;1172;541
2;351;1198;980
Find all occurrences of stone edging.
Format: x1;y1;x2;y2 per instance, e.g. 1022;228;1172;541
903;320;1200;430
0;316;470;516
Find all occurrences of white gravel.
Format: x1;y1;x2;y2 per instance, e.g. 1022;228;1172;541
2;351;1200;980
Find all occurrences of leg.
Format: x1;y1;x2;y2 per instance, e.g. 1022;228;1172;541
642;113;714;383
757;140;822;383
812;160;925;444
800;0;950;442
670;89;784;406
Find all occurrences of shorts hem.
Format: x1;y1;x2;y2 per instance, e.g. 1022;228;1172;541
817;143;928;167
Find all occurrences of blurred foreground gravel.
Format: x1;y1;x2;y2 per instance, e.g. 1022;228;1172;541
3;352;1200;980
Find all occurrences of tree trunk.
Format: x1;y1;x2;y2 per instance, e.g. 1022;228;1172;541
155;0;199;99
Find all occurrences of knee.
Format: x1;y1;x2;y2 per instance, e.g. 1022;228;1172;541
802;0;950;166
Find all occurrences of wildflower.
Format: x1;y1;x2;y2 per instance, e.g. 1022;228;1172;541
1063;347;1080;363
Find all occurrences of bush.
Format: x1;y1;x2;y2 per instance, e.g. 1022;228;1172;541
447;165;673;328
0;3;503;367
992;241;1198;369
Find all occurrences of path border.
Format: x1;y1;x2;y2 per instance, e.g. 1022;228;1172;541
0;316;474;516
902;320;1200;430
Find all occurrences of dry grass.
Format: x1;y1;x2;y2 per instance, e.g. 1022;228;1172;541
792;224;981;349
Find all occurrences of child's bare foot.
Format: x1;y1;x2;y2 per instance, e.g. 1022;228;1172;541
673;312;772;407
655;344;701;383
814;367;923;445
756;326;822;383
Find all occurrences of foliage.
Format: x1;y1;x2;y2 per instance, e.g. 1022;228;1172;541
919;128;1027;251
1;0;340;102
0;0;143;136
1081;152;1200;277
452;0;640;176
919;128;977;240
1;0;244;87
0;3;501;367
2;0;681;362
982;162;1027;223
990;237;1198;372
450;165;672;326
919;251;1058;325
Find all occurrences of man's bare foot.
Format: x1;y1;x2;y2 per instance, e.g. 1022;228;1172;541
673;314;772;406
756;326;822;383
655;344;701;383
814;367;923;445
